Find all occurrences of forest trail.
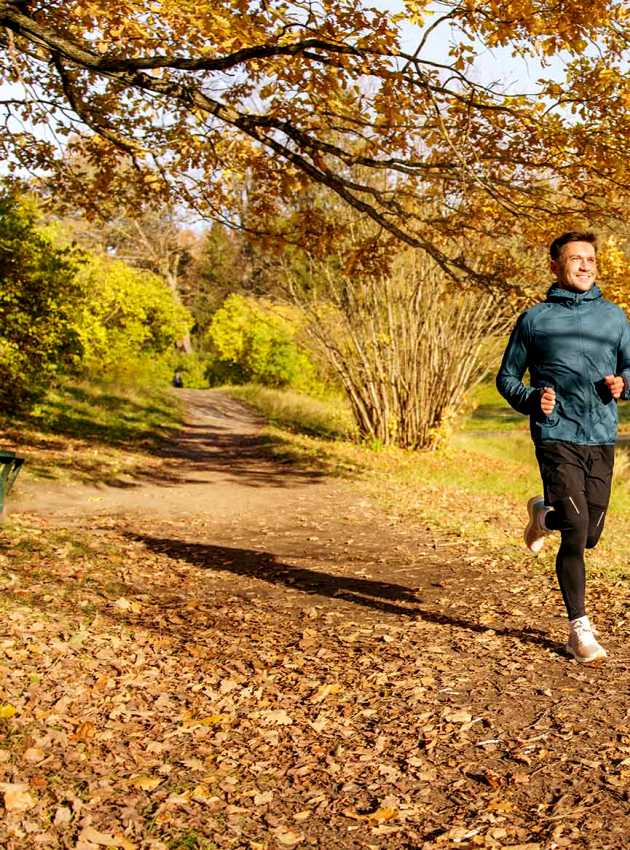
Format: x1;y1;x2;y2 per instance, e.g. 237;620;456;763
5;390;630;850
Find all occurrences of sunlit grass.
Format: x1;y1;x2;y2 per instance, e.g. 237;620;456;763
227;384;356;440
0;375;183;484
228;382;630;582
29;375;182;445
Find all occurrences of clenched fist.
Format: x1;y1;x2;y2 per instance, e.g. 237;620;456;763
604;374;625;399
540;386;556;416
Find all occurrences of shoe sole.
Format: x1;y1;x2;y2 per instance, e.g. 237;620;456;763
565;643;608;664
524;496;545;555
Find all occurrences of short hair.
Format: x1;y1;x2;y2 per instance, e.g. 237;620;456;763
549;231;597;260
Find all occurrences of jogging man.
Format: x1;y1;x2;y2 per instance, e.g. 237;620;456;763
496;231;630;663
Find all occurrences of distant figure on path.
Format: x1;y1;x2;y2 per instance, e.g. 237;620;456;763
172;371;184;388
496;231;630;663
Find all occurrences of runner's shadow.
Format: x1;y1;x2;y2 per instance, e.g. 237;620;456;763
130;534;561;654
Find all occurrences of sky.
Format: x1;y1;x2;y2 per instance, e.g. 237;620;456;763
371;0;566;92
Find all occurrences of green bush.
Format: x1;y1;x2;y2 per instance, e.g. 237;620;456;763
206;294;318;390
74;253;193;377
0;194;85;413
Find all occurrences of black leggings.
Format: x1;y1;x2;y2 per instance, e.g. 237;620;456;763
545;495;607;620
535;442;614;622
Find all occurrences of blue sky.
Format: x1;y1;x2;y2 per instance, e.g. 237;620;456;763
372;0;564;92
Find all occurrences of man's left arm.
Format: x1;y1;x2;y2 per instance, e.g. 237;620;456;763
615;317;630;400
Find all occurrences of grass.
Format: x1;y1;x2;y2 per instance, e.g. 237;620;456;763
28;376;182;446
0;374;183;485
226;383;356;440
229;381;630;583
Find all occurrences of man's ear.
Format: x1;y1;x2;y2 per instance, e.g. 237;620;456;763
550;258;559;277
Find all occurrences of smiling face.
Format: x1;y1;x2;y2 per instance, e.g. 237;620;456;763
551;240;597;292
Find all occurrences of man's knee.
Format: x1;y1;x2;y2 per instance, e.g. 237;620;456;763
586;506;607;549
551;496;589;542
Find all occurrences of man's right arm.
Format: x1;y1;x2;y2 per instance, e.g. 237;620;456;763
496;313;538;415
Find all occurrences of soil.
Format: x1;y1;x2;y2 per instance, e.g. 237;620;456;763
7;389;630;850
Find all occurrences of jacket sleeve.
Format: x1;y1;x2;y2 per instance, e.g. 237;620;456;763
616;315;630;401
496;313;538;415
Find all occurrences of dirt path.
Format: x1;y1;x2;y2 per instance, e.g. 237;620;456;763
5;390;630;850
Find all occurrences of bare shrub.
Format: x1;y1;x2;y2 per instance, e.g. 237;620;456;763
286;248;514;449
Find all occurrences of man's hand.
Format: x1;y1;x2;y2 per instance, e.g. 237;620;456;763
604;374;625;399
540;386;556;415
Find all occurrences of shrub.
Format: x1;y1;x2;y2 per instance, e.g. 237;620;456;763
206;294;319;390
0;194;85;413
73;252;193;378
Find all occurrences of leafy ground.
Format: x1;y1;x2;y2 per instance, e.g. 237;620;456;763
2;387;630;850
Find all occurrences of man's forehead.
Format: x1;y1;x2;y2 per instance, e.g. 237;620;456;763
560;240;596;257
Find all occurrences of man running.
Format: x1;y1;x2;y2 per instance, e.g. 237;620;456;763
496;231;630;663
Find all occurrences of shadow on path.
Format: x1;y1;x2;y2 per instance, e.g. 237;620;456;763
130;533;561;654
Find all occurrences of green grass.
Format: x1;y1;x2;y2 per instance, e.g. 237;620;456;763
0;374;184;484
27;375;182;447
464;379;527;432
227;383;356;440
226;382;630;582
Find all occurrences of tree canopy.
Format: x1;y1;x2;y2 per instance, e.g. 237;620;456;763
1;1;629;283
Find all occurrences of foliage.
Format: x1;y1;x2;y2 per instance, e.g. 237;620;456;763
206;294;319;391
598;236;630;312
169;351;210;389
0;193;85;413
1;2;630;287
72;251;193;377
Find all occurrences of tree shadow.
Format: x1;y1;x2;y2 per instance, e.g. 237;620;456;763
129;533;562;654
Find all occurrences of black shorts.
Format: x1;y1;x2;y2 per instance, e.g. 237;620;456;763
535;442;614;509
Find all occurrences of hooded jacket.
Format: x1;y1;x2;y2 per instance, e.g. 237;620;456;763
496;284;630;445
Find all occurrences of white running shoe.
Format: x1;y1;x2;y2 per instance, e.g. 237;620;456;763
566;616;607;664
524;496;550;555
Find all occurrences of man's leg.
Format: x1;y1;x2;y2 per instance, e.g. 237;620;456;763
532;443;607;662
584;444;614;551
544;494;589;621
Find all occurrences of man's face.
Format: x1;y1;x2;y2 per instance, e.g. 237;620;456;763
550;240;597;292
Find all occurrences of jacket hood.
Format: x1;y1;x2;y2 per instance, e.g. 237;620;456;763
545;283;602;303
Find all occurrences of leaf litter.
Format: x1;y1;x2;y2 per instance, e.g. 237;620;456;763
2;395;630;849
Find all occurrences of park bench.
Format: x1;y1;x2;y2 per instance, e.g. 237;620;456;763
0;451;24;520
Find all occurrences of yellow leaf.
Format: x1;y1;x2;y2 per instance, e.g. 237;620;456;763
132;775;162;791
443;708;472;724
0;782;35;812
311;683;341;703
275;829;304;846
79;826;120;846
23;746;45;763
73;721;97;741
368;807;398;823
199;714;225;726
0;704;16;720
113;597;143;613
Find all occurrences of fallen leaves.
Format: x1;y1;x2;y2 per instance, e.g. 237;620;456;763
343;806;398;823
112;596;143;613
130;775;163;791
0;782;35;812
274;827;305;846
76;827;137;849
1;461;630;850
311;683;342;703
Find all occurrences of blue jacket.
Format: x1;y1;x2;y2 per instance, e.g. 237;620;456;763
496;284;630;445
